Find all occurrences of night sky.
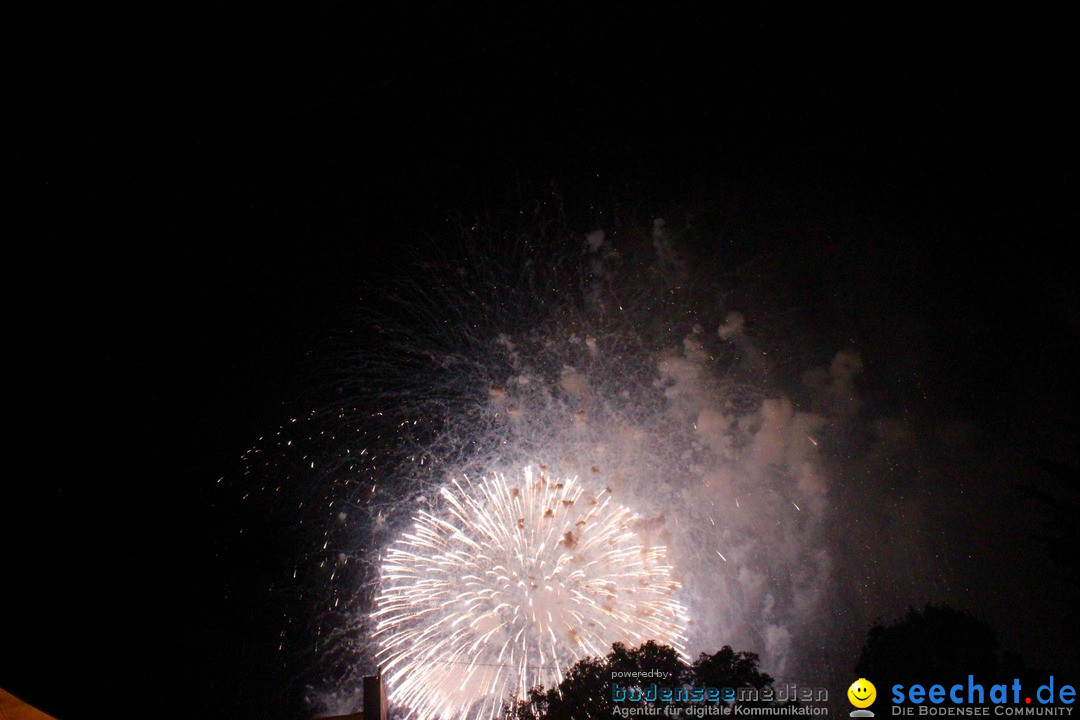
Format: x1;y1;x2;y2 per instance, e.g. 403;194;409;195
6;6;1077;720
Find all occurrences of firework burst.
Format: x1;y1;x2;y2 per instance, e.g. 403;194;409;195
251;212;846;715
373;466;689;720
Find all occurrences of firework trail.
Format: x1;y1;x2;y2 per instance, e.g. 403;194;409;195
372;467;687;720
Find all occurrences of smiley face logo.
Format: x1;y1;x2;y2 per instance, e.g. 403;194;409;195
848;678;877;708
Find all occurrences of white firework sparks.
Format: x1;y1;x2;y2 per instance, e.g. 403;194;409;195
260;216;848;714
373;466;689;720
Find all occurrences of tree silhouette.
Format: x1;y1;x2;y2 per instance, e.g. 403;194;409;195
691;645;773;693
504;641;775;720
855;604;1033;696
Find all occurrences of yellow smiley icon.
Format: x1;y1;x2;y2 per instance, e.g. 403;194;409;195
848;679;877;708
